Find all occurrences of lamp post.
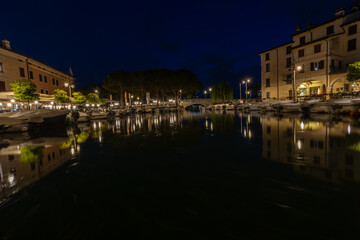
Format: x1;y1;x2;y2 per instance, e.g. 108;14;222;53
64;82;75;110
242;79;251;102
292;64;303;102
204;90;207;98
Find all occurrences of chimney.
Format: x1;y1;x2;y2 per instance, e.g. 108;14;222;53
307;23;312;29
334;7;346;17
351;2;360;12
296;26;302;33
1;39;11;50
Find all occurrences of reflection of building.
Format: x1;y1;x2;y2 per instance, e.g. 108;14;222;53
0;39;74;102
259;2;360;101
262;116;360;184
0;141;72;200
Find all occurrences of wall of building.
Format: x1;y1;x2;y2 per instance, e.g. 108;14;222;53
0;41;74;100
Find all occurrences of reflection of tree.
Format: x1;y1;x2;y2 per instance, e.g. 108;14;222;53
77;131;90;144
59;140;72;149
20;146;44;164
211;114;234;134
346;134;360;152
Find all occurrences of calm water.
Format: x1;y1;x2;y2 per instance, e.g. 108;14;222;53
1;111;360;239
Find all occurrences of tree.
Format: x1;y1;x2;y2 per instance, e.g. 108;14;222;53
73;92;86;104
86;93;100;104
211;81;233;103
54;89;71;104
10;79;39;109
20;146;44;163
347;62;360;82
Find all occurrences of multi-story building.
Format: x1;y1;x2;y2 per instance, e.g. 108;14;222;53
259;2;360;101
0;39;74;102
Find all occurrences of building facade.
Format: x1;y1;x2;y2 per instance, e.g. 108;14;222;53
0;39;74;102
259;2;360;101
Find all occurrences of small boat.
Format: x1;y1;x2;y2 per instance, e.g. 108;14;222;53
273;102;302;113
1;109;68;126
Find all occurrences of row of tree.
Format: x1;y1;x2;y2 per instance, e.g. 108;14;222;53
9;79;104;109
102;69;202;107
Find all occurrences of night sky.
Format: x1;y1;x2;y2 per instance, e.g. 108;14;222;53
0;0;356;97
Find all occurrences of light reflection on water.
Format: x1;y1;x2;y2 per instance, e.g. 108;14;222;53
1;111;360;238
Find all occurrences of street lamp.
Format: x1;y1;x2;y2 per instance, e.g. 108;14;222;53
64;82;75;110
241;79;251;102
292;64;303;102
204;90;207;98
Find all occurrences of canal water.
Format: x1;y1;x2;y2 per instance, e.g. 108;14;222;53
0;111;359;239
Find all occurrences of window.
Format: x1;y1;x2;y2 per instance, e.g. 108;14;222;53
300;36;305;45
56;79;59;86
266;92;270;99
265;53;270;61
19;67;25;77
348;39;357;51
39;74;43;82
41;89;44;93
267;140;271;148
344;84;349;92
48;154;51;162
0;81;5;91
298;49;304;57
319;60;324;69
286;46;291;55
52;152;55;159
29;71;33;79
266;78;270;87
52;78;55;85
266;63;270;72
0;62;3;73
339;61;342;69
8;155;15;161
31;163;36;171
314;44;321;53
286;57;292;68
44;76;47;83
327;25;334;35
331;59;335;70
286;74;292;83
45;90;48;94
349;25;357;35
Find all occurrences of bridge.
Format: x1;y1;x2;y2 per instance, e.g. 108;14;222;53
181;98;211;108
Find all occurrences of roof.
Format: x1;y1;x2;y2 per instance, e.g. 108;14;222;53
292;33;344;50
0;44;74;78
257;41;293;55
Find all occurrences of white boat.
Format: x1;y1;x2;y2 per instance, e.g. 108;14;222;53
273;102;302;113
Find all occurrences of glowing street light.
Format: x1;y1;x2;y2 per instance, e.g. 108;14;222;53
292;64;303;102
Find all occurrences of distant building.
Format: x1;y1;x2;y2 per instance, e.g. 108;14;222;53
0;39;74;102
259;2;360;101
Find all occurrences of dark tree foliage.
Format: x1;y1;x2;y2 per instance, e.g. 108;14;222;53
347;62;360;82
102;69;202;106
210;81;233;103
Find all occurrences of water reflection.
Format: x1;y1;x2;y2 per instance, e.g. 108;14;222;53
262;113;360;184
0;137;74;202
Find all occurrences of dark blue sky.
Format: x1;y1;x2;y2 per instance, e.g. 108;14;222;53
0;0;355;96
